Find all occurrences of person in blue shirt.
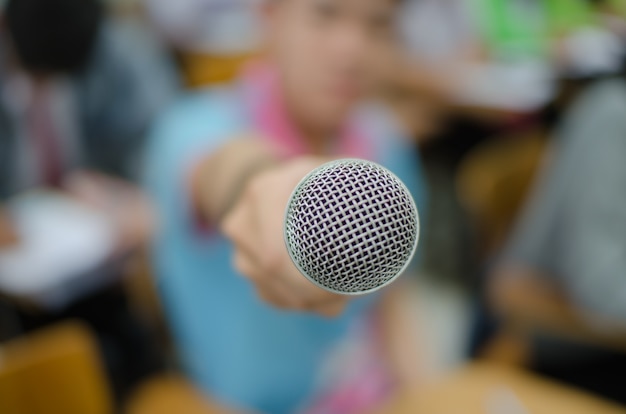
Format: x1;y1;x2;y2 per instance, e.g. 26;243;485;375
145;0;428;412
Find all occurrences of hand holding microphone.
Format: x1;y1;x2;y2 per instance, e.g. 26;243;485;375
222;157;350;317
221;155;419;317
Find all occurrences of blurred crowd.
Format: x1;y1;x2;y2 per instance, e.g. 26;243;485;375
0;0;625;413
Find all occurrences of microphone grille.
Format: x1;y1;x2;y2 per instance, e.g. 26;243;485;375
284;159;420;295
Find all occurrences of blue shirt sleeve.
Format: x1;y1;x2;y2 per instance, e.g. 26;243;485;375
143;90;246;235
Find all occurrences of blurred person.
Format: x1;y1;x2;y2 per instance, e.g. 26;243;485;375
145;0;427;412
0;0;177;191
393;0;617;285
388;0;615;141
144;0;263;87
0;0;178;400
484;52;626;406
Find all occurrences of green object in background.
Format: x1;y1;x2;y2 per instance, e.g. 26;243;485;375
608;0;626;18
475;0;593;59
546;0;592;34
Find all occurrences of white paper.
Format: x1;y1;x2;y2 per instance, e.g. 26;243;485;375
0;191;116;301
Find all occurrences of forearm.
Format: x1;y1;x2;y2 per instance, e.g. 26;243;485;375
490;266;626;350
384;48;457;104
219;155;349;316
191;137;279;224
397;64;454;103
0;207;18;247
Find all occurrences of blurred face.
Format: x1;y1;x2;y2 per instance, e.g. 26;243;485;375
264;0;396;133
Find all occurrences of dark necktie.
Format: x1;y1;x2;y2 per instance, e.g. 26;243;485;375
29;84;63;187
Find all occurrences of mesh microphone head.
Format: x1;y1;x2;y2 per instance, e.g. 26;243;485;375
284;159;420;295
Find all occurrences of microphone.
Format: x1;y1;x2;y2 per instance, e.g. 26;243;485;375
284;159;420;295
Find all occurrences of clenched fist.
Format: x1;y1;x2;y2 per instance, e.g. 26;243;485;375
221;157;349;317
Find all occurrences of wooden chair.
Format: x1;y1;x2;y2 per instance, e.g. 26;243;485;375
456;132;548;259
0;321;113;414
126;375;235;414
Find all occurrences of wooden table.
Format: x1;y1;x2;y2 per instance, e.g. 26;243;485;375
376;363;626;414
127;363;626;414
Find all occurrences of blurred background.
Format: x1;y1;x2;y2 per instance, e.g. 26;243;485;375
1;0;626;413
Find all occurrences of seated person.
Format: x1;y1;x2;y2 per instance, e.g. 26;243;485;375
0;0;178;398
487;72;626;402
0;0;177;203
145;0;427;413
0;0;179;259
